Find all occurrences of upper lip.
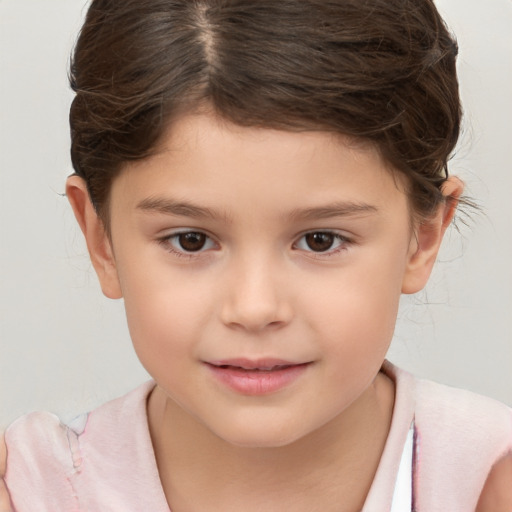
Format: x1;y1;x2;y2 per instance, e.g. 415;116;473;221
206;358;308;370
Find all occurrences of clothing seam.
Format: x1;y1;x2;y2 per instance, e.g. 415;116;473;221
65;415;89;511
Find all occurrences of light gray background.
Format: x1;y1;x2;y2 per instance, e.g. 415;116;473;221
1;0;511;428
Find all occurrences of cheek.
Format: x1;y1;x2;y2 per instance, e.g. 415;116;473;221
304;253;404;333
299;249;407;392
117;258;214;368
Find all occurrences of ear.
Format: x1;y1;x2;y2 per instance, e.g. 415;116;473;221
401;176;464;294
66;175;123;299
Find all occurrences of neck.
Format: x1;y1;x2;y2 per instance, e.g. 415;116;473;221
148;372;394;512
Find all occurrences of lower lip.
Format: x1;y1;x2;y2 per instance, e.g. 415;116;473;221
206;363;310;395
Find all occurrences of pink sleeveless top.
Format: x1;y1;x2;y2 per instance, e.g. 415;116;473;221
5;362;512;511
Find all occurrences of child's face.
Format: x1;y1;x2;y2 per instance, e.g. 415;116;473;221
90;113;431;447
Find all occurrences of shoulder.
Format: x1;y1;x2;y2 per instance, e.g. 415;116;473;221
412;373;512;509
385;361;512;441
414;376;512;443
5;410;79;468
4;381;157;511
4;380;155;467
384;362;512;508
4;410;82;510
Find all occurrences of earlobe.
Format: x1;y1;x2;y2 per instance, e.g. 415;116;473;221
401;177;464;294
66;175;123;299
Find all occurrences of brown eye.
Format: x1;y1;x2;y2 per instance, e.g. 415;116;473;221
304;232;335;252
162;231;216;256
177;232;207;252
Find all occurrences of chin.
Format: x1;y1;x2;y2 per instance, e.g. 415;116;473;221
212;421;311;449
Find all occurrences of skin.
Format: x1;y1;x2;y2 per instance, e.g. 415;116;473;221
0;436;12;512
71;113;459;511
475;451;512;512
2;114;507;509
1;443;510;510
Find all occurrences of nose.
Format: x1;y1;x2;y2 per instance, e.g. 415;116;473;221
219;254;293;332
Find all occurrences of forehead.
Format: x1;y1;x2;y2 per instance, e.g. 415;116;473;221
112;113;409;220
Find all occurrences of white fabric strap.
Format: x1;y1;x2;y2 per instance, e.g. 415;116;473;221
389;423;414;512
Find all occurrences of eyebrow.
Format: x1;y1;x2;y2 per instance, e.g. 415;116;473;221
136;197;225;221
136;196;378;222
287;202;378;221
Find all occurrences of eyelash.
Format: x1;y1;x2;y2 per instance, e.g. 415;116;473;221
157;230;352;259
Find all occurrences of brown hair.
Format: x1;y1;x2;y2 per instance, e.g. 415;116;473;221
69;0;461;222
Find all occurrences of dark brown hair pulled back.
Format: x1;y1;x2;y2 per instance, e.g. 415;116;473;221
70;0;461;222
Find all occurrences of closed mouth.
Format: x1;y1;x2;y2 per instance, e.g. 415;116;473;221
214;363;298;372
206;358;310;371
205;359;312;394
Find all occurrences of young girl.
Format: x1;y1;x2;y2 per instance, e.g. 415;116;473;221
1;0;511;510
